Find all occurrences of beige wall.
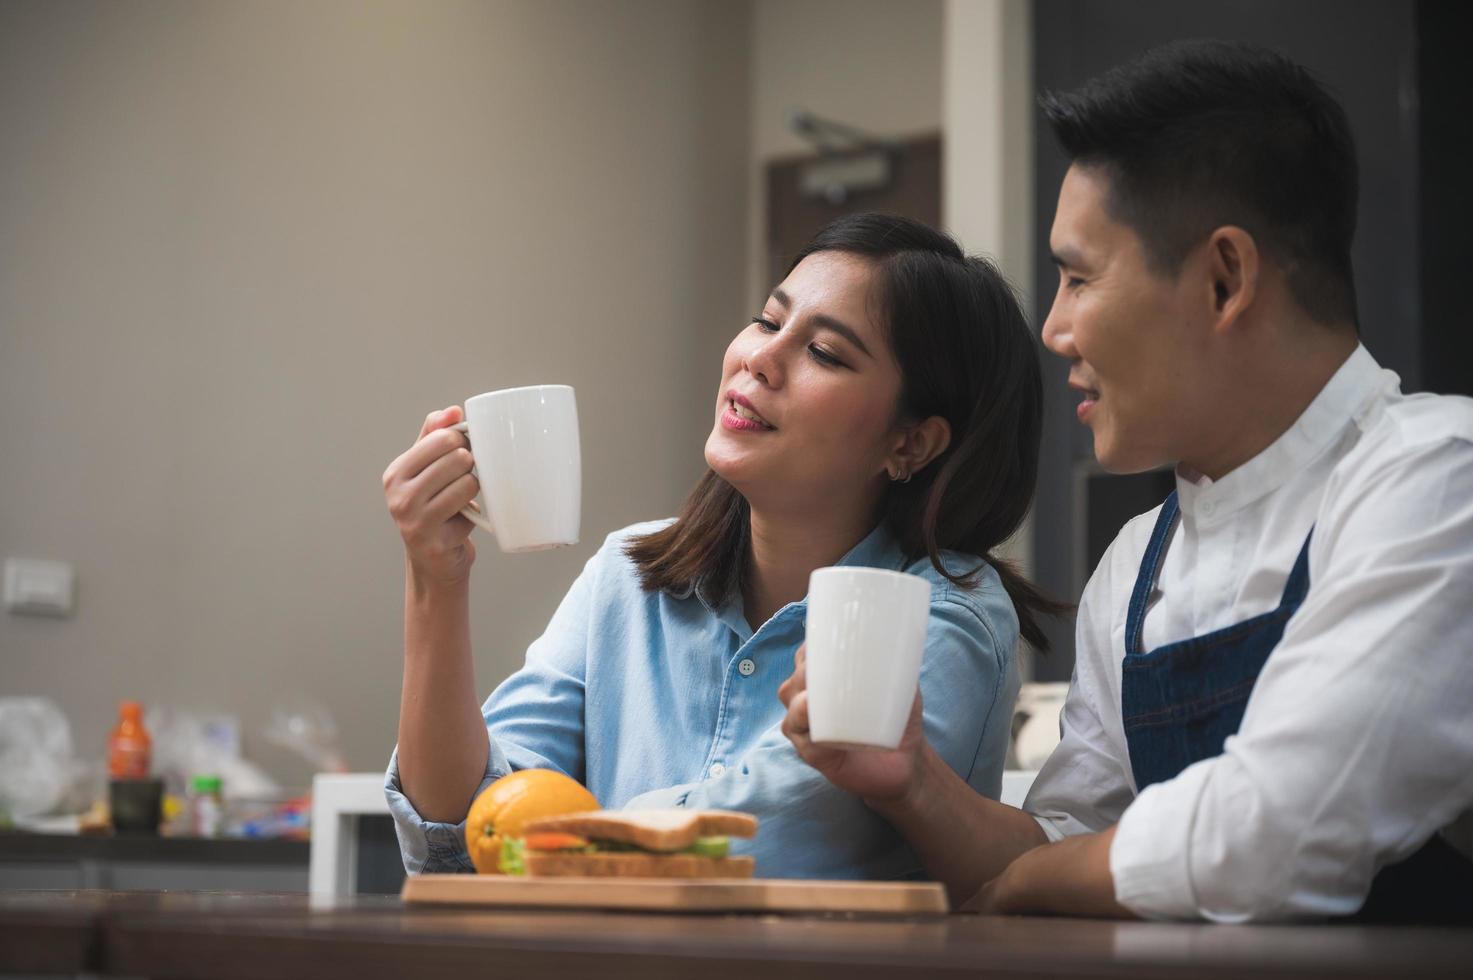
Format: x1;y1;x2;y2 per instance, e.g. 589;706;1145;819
746;0;944;302
0;0;750;782
944;0;1033;312
943;0;1037;669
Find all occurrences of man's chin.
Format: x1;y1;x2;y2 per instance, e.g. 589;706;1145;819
1093;437;1170;476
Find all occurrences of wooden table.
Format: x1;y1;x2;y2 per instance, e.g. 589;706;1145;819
4;889;1472;979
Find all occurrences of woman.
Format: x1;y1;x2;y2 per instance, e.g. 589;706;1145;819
383;213;1056;879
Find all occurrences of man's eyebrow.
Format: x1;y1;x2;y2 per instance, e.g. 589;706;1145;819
1050;245;1084;268
769;287;872;358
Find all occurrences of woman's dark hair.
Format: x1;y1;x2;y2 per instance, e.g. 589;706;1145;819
625;212;1063;651
1040;38;1359;329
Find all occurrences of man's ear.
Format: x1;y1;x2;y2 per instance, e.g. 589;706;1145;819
884;416;952;482
1205;226;1259;334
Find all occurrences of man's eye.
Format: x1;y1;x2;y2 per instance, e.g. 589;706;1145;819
1065;275;1085;289
751;316;779;332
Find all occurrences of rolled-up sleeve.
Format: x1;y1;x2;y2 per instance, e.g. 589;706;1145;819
1025;535;1139;843
384;547;598;874
384;741;507;874
1110;443;1473;921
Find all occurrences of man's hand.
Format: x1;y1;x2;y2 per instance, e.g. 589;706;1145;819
961;826;1134;919
778;643;926;804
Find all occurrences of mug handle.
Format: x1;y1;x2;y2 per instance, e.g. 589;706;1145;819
451;422;496;535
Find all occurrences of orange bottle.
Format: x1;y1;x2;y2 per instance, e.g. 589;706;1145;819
107;701;152;779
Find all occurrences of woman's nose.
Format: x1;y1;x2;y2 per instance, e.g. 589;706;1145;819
744;336;785;387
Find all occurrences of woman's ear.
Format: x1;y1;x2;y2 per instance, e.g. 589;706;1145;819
885;416;951;482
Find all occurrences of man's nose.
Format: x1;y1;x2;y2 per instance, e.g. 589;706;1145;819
1041;298;1074;360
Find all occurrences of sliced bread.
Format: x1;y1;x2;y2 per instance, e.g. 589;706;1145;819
523;851;756;879
522;808;758;852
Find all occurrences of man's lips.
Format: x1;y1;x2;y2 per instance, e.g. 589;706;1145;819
1070;379;1100;422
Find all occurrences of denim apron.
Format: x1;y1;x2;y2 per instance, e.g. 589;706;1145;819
1120;491;1473;923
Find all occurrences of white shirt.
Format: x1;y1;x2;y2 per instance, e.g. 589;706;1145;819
1025;345;1473;922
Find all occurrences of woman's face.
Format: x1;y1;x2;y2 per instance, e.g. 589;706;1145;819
705;250;905;515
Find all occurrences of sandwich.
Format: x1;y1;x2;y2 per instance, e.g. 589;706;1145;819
498;808;758;878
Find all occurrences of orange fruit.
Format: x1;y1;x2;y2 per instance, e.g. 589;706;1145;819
464;769;599;874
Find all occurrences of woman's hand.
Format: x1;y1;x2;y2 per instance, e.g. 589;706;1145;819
383;406;480;587
778;643;927;805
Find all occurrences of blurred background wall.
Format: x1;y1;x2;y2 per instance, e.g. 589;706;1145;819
0;0;753;782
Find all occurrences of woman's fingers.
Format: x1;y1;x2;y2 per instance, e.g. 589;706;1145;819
386;405;466;490
777;644;806;707
786;689;809;737
387;425;469;491
780;689;814;759
416;405;462;441
410;444;476;507
424;471;481;525
384;406;480;585
384;430;467;528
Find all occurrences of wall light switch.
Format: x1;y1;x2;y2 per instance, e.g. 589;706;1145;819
3;558;76;617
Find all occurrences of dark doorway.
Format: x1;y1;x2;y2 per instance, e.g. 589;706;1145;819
766;134;942;286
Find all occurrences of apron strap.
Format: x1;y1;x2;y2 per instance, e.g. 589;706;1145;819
1125;491;1179;657
1280;527;1315;606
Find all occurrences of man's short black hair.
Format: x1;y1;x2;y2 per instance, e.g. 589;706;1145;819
1041;39;1359;328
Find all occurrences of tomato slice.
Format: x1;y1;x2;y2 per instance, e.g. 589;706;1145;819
523;831;589;851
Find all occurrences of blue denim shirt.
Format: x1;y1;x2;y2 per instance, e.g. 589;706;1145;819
386;519;1020;879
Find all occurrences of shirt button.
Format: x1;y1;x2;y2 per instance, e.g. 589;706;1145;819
738;658;756;676
1202;500;1216;516
709;763;727;778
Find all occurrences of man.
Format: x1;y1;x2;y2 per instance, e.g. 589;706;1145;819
780;39;1473;922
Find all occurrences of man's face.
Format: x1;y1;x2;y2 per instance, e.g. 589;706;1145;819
1041;165;1209;474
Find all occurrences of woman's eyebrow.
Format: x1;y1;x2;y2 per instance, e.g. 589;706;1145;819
770;288;872;359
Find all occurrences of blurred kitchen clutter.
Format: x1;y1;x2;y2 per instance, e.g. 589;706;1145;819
0;695;344;839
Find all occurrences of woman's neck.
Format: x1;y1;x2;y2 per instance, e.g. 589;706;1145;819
743;504;879;630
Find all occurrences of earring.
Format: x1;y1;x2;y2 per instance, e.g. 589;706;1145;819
891;465;912;484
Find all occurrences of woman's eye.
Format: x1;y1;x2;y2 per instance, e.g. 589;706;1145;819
751;316;779;332
1065;275;1085;290
809;345;844;367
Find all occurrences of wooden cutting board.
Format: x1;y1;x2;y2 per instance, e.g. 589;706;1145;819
402;874;949;915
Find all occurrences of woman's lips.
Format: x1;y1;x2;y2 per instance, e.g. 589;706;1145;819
722;402;774;432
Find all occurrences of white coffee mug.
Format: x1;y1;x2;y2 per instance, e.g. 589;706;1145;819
804;567;931;749
453;385;580;553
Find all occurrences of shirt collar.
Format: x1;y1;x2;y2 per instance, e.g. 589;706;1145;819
1175;344;1391;525
695;520;909;633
